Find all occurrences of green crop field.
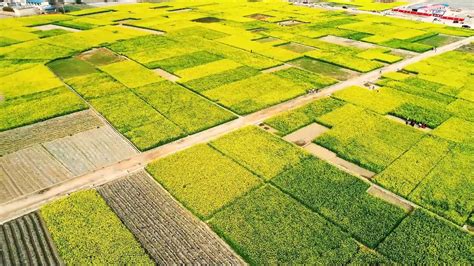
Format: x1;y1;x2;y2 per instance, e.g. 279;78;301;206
272;157;407;247
0;0;472;264
41;190;152;264
146;144;262;219
210;126;310;180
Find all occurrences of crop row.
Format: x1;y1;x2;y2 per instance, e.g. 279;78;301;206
98;171;244;264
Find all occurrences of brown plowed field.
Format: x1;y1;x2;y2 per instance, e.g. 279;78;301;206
0;110;102;156
98;171;245;265
0;212;62;265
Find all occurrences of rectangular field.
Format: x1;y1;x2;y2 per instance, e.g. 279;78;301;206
98;171;244;264
40;190;152;265
0;212;62;265
0;109;102;156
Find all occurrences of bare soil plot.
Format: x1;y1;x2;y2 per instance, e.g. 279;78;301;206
153;68;180;82
117;25;164;35
0;145;73;204
278;20;305;26
0;212;62;265
304;143;375;178
289;57;358;81
279;42;316;53
261;64;292;74
43;126;137;176
97;171;244;265
319;35;416;57
0;110;102;156
33;24;80;32
283;123;329;146
77;48;124;66
320;35;378;50
246;13;273;20
366;185;414;212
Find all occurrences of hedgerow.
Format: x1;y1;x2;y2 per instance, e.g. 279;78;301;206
273;157;406;247
377;209;474;264
265;97;345;135
210;126;310;180
209;185;358;265
315;110;424;173
146;144;262;219
133;81;236;133
41;190;152;265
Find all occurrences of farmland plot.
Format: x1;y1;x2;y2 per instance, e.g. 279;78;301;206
43;126;137;176
133;81;236;134
147;144;262;218
377;210;474;264
272;157;407;247
203;74;309;114
0;212;62;265
0;109;102;156
408;145;474;225
375;136;452;196
315;110;424;173
210;126;310;180
265;97;346;135
41;190;152;265
209;185;359;264
98;171;245;264
0;87;88;132
0;145;73;204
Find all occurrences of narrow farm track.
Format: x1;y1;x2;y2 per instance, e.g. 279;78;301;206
97;171;245;265
0;36;473;224
0;212;62;265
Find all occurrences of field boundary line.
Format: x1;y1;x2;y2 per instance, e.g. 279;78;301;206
1;36;473;224
48;66;141;153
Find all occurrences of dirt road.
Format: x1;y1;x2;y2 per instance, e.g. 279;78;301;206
0;36;472;224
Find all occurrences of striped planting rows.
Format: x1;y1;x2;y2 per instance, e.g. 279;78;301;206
43;126;137;176
0;110;102;156
0;212;62;265
0;125;136;204
0;145;73;204
98;171;244;265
